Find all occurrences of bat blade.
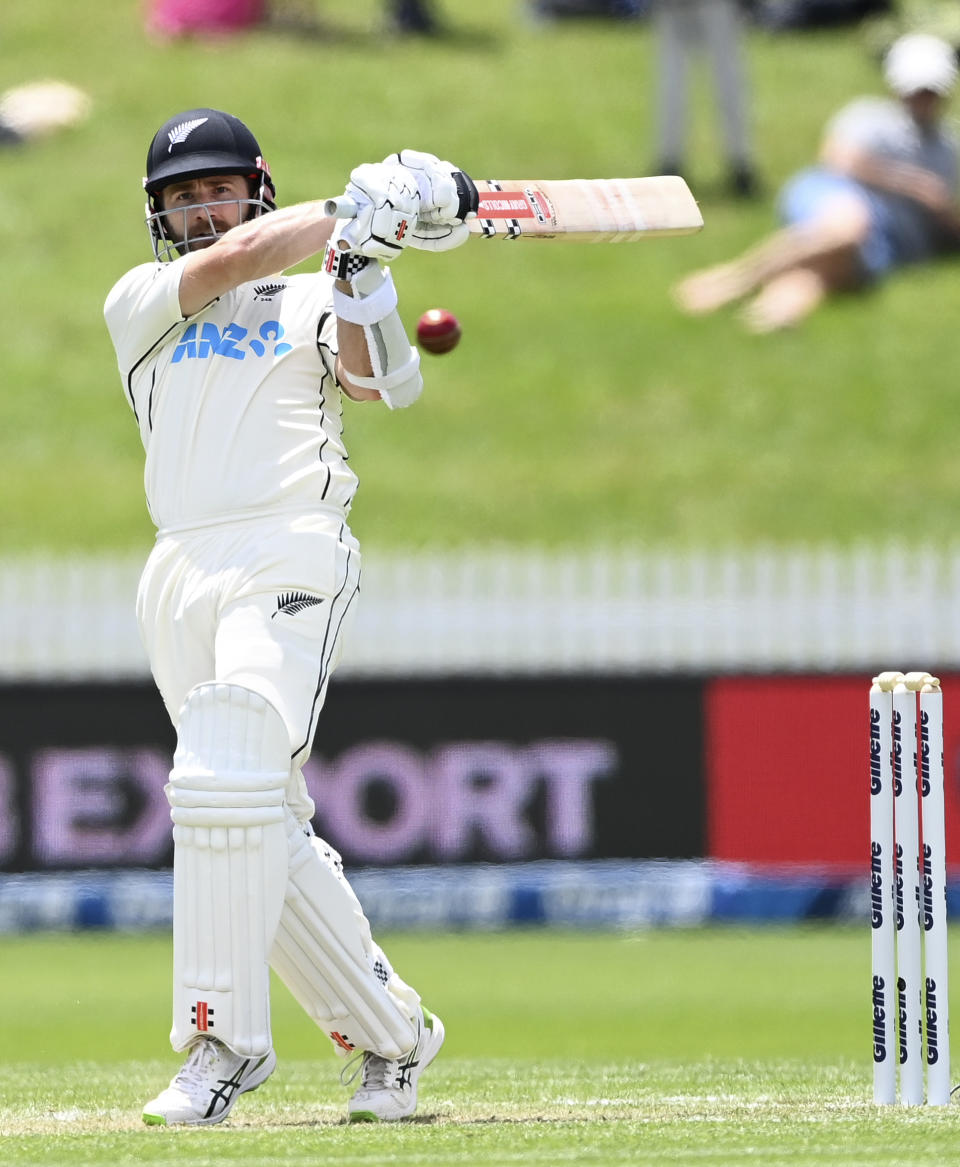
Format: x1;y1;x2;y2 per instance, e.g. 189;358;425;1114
322;175;703;243
470;176;703;241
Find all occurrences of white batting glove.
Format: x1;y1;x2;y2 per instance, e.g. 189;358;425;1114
407;220;471;252
335;162;421;261
382;149;473;222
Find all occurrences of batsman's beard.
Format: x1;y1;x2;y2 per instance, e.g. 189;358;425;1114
153;197;255;258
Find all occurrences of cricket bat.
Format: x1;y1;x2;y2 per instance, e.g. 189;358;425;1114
324;175;703;243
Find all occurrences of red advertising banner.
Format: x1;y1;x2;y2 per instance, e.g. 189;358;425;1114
705;675;960;869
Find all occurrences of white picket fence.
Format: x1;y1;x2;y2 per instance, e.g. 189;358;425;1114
1;543;958;678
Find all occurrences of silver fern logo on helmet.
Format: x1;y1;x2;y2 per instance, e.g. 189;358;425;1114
167;117;208;153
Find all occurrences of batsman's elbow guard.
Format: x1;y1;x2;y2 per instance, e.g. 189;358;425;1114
376;356;423;409
343;349;423;410
333;261;423;408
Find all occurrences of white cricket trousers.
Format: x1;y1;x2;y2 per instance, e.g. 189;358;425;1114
137;509;361;822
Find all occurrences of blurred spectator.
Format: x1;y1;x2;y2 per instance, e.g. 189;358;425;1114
387;0;440;34
754;0;891;30
652;0;759;198
673;33;960;332
0;81;90;147
145;0;442;38
530;0;644;17
146;0;265;38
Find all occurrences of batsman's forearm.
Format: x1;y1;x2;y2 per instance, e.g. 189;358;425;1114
333;283;379;401
179;201;339;314
214;202;339;280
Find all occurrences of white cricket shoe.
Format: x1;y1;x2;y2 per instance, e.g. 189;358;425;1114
142;1036;276;1126
346;1006;445;1122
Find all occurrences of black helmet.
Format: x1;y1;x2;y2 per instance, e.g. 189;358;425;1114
143;107;276;260
144;107;276;203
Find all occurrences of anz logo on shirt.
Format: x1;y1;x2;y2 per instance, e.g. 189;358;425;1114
172;320;293;363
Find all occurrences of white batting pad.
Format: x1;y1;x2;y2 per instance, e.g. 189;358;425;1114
167;683;290;1056
270;816;420;1059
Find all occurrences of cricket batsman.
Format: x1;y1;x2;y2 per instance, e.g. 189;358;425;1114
103;107;478;1126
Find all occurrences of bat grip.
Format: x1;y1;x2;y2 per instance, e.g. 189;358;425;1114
324;195;358;220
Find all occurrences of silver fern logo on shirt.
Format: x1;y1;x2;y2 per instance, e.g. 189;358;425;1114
254;283;286;301
273;592;326;619
167;117;208;153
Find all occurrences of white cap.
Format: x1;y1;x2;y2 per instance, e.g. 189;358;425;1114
883;33;958;97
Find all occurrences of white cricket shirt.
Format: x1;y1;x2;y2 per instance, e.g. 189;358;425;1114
104;260;358;530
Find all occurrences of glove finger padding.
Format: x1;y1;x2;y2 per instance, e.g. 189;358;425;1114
333;203;376;255
383;149;478;225
408;220;471;252
342;162;421;260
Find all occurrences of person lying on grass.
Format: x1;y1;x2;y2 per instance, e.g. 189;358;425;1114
673;33;960;333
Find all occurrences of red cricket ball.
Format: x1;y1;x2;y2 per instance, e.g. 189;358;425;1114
416;308;461;355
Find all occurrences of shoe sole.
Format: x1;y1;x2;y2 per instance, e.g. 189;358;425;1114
349;1009;445;1123
142;1048;277;1126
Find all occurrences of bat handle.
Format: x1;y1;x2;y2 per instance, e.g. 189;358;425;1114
324;195;358;220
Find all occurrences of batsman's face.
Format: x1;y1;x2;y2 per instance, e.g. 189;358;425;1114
158;174;251;249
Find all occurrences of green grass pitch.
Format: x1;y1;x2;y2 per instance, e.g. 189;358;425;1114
2;927;959;1165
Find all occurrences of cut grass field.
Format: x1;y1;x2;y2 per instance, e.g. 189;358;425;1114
7;3;960;554
2;927;959;1165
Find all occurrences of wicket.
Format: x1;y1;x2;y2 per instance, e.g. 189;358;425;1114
870;671;950;1105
